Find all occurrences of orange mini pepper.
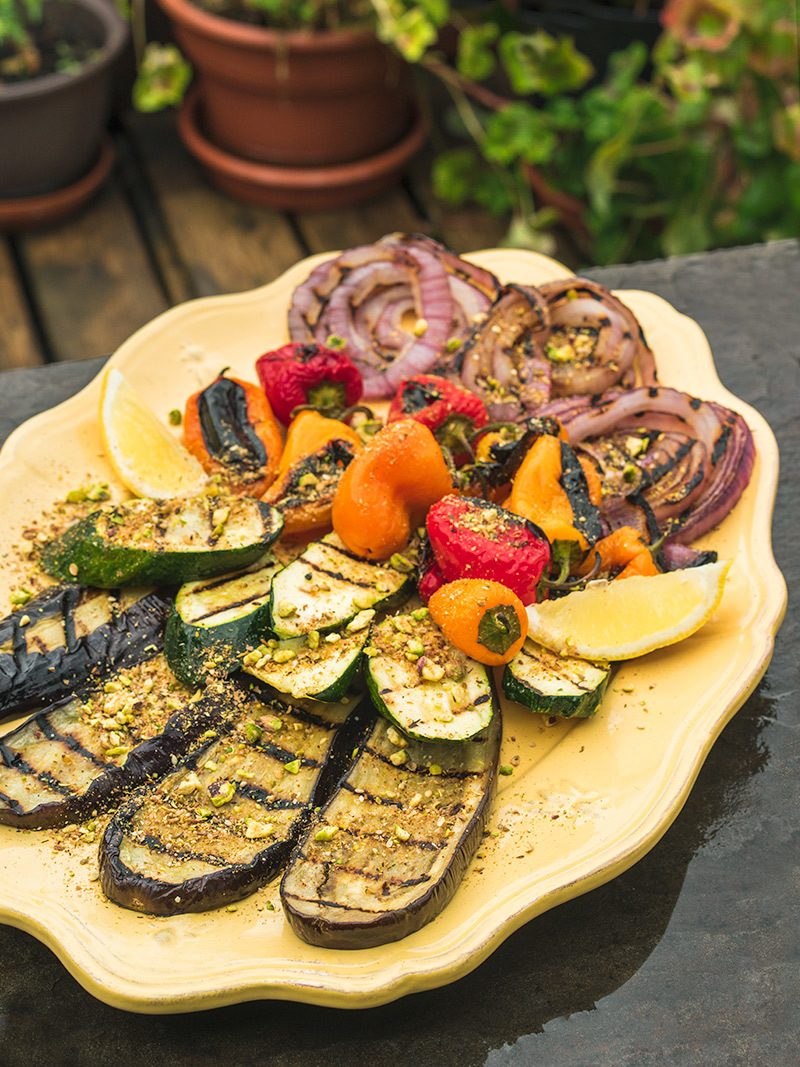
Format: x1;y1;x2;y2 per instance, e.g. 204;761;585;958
184;374;283;497
331;419;455;560
508;433;601;552
263;410;362;537
428;578;528;666
579;525;659;581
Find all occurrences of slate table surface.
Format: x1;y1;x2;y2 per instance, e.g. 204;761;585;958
0;241;797;1066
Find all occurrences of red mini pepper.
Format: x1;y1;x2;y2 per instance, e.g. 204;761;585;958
387;374;488;464
255;342;363;425
425;494;551;606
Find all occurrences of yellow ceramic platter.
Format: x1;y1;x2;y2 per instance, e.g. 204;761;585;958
0;250;786;1013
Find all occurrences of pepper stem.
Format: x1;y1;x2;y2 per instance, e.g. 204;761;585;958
477;603;522;655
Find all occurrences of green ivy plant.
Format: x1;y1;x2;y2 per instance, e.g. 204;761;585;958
428;0;800;262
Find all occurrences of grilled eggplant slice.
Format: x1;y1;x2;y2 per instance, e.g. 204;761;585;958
40;495;283;588
269;533;413;638
280;698;501;949
99;683;373;915
0;585;171;720
0;655;215;829
164;557;282;686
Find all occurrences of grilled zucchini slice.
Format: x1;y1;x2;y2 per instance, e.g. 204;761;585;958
503;638;610;718
41;495;283;588
164;557;282;686
242;614;372;702
281;702;501;949
269;533;413;638
365;608;495;742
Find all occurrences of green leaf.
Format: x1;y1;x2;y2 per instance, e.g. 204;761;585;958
498;29;594;98
500;210;559;256
132;43;192;113
431;147;480;207
456;23;499;82
484;103;557;166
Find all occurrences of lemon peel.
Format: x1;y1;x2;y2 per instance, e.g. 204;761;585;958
99;367;206;499
525;560;731;661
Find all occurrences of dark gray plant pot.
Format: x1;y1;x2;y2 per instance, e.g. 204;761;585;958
0;0;129;199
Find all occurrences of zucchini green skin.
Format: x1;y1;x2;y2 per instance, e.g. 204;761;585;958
502;638;610;718
164;559;282;686
365;610;495;743
41;496;283;588
268;533;413;638
243;624;370;703
280;695;501;949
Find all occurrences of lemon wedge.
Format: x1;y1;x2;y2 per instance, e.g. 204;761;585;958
526;560;731;661
99;367;207;499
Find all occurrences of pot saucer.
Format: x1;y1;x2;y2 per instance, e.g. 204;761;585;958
0;137;115;233
177;87;427;211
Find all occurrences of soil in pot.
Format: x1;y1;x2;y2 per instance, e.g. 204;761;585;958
0;0;128;200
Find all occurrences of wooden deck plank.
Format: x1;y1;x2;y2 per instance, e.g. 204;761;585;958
15;179;167;363
294;185;427;255
125;111;305;299
0;240;45;371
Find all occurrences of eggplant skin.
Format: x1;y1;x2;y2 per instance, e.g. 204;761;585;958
0;586;172;721
280;700;501;950
98;687;375;916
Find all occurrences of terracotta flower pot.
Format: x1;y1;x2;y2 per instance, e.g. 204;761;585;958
0;0;129;203
155;0;416;168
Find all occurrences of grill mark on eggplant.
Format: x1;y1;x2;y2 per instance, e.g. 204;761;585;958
280;699;501;948
357;743;485;781
0;587;171;721
32;713;111;766
98;689;375;915
0;748;74;797
134;831;231;869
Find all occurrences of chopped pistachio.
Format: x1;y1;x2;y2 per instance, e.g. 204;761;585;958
298;472;319;488
196;808;213;819
306;630;320;650
168;409;182;426
386;726;405;747
10;587;33;607
244;722;263;744
208;780;236;806
174;771;202;796
324;632;341;643
313;826;338;842
244;817;275;840
389;553;414;573
410;606;429;621
275;600;297;619
428;763;442;776
394;825;411;842
406;637;425;656
412;317;428;336
420;660;445;682
346;609;374;632
284;758;301;774
389;749;407;766
498;765;514;776
17;614;30;627
391;614;414;634
272;648;296;664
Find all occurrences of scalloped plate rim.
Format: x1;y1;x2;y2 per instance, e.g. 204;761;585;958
0;247;786;1014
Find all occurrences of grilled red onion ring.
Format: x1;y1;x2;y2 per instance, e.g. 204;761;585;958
542;386;755;544
287;234;498;400
437;283;552;421
539;279;658;395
